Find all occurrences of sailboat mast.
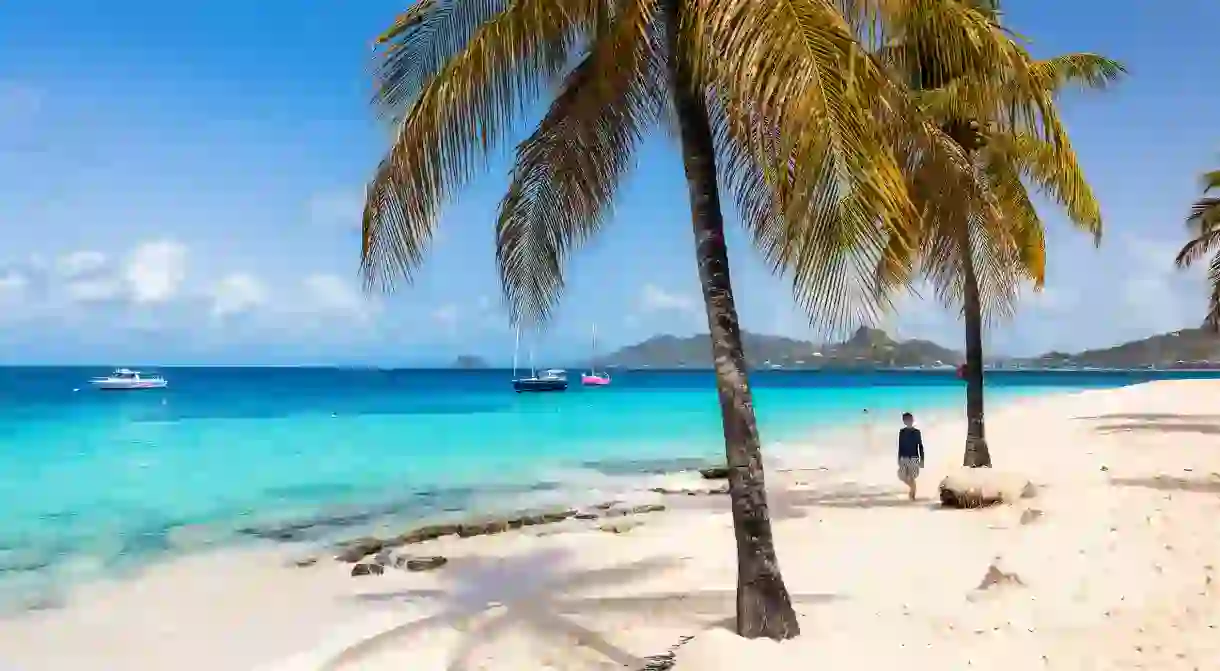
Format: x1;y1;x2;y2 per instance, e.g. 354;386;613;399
590;324;598;374
512;324;520;378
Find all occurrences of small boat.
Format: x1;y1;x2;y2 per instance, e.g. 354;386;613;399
511;327;568;393
514;369;569;393
581;325;611;387
90;368;168;391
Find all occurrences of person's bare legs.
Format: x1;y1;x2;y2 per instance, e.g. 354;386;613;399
908;477;917;501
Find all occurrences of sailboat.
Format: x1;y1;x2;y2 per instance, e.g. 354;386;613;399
511;324;569;393
581;325;612;386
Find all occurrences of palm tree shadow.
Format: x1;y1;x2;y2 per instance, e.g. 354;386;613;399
329;547;840;669
327;549;681;670
768;482;922;515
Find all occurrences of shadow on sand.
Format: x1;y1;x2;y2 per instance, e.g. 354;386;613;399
659;478;941;519
1075;412;1220;437
322;547;839;670
1110;475;1220;494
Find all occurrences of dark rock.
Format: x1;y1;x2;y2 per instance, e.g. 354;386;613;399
334;509;581;564
392;523;460;545
574;512;600;520
291;556;318;568
351;562;385;577
1019;508;1044;525
405;556;448;572
631;504;667;514
699;466;730;480
335;537;386;563
593;501;618;510
976;563;1023;590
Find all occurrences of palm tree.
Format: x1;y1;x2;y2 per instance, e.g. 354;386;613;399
359;0;1034;639
1174;169;1220;329
874;1;1124;467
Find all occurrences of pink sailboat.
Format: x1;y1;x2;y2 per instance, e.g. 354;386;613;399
581;325;612;387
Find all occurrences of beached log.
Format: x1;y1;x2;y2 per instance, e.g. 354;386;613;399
939;467;1037;509
699;466;730;479
650;486;728;496
405;556;448;572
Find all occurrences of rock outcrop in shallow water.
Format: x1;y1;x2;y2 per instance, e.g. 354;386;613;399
332;503;667;563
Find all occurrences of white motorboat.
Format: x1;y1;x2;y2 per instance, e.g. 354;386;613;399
89;368;168;391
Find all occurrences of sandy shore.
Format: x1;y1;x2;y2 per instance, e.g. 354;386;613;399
3;380;1220;669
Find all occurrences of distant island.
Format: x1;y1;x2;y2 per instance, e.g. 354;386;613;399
598;327;962;370
1009;328;1220;369
451;355;490;369
596;326;1220;370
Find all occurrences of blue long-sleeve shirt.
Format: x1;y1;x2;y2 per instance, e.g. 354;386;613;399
898;427;924;460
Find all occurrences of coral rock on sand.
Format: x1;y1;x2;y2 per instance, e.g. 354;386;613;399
350;562;384;577
939;467;1037;509
975;561;1025;590
699;466;730;480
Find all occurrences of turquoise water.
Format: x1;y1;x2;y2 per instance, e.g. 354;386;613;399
0;366;1214;607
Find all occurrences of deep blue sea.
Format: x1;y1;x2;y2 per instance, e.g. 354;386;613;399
1;366;1216;608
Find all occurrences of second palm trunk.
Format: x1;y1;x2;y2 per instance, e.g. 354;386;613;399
959;227;993;468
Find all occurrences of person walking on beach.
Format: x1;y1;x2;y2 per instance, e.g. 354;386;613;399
897;412;925;500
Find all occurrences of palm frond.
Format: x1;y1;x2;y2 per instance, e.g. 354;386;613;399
494;0;665;324
361;0;599;292
980;152;1046;286
1030;53;1126;97
373;0;511;115
1175;228;1220;269
684;0;925;334
1207;252;1220;332
1186;196;1220;232
989;130;1101;242
1201;169;1220;193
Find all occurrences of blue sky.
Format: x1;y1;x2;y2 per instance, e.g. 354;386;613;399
0;0;1217;365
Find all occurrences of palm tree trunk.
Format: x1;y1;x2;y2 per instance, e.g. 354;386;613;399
663;0;800;641
959;226;992;468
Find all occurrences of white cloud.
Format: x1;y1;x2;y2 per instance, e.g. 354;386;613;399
639;284;698;314
64;277;124;304
431;303;460;331
307;190;364;229
302;274;376;320
123;240;187;304
210;273;268;318
55;250;108;278
0;270;28;300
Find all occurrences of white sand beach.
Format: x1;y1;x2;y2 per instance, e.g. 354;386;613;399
3;379;1220;669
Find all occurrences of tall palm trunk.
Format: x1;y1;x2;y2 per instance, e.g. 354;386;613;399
663;0;800;641
959;226;992;467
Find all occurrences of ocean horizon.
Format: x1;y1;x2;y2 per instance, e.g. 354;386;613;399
3;366;1218;611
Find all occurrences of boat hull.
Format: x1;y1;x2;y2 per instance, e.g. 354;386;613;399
513;378;568;393
91;381;168;390
581;375;611;386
